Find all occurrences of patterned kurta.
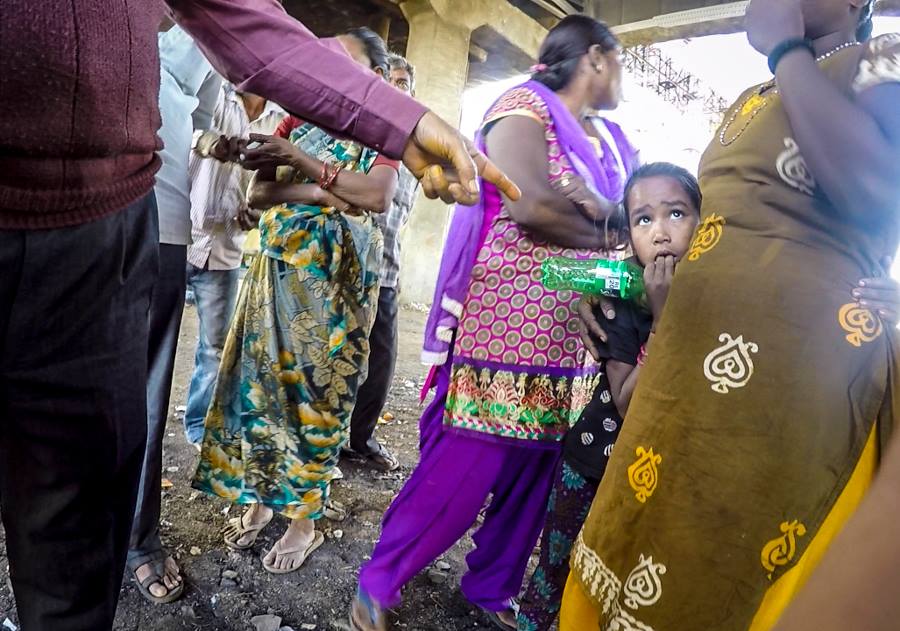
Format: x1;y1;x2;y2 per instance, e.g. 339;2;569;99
192;123;384;520
445;86;631;444
568;34;900;630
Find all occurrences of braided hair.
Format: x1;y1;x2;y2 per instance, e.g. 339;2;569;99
532;15;620;91
858;0;876;42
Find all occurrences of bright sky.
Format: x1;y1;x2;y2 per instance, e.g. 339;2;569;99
459;16;900;271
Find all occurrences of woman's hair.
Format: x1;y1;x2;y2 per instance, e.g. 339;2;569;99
345;27;390;74
532;15;620;91
622;162;702;218
858;0;876;42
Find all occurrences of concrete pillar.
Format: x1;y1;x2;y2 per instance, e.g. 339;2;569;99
398;1;472;305
376;15;392;43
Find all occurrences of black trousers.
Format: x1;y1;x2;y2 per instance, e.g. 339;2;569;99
0;196;157;630
128;243;186;569
349;287;399;455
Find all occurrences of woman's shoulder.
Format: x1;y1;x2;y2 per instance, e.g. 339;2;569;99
483;85;551;129
853;33;900;93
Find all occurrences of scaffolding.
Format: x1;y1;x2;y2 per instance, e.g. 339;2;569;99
624;44;729;117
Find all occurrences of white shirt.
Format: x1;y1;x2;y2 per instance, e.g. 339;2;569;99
186;84;284;270
155;25;221;245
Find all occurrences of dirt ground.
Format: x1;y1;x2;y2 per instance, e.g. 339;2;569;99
0;305;524;631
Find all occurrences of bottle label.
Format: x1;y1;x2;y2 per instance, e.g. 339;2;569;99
607;277;621;291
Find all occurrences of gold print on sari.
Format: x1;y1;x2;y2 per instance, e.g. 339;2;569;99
761;520;807;579
703;333;759;394
623;554;667;610
776;137;817;196
627;447;662;504
688;213;725;261
838;302;883;347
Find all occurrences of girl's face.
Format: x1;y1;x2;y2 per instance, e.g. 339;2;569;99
627;176;701;268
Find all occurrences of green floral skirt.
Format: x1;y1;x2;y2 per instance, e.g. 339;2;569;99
193;215;381;520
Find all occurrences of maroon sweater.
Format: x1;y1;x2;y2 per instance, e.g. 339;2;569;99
0;1;166;229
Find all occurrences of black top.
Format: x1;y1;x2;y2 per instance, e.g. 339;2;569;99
563;275;653;481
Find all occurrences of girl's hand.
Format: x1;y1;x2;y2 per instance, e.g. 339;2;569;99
240;133;302;172
555;175;608;223
644;255;676;324
745;0;804;57
854;277;900;325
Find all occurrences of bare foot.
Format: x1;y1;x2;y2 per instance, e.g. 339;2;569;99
134;556;182;600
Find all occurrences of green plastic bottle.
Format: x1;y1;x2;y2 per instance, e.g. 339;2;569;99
541;257;645;300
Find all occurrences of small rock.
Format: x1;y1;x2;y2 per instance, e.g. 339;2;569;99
189;546;202;556
251;614;283;631
331;529;343;540
300;625;317;631
166;466;180;473
175;405;187;413
188;491;201;502
222;569;239;580
161;478;174;489
323;501;347;522
180;605;197;620
426;568;448;585
435;560;451;571
220;578;238;588
3;619;17;631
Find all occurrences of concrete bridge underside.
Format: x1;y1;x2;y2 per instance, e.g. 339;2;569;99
585;0;900;45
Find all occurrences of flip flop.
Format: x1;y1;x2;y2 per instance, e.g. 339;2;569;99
480;599;519;631
349;587;387;631
132;557;184;605
262;531;324;575
223;511;272;550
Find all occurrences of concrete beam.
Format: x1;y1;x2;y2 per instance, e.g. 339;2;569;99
594;0;900;45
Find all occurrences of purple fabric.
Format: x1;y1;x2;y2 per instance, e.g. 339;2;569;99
359;394;561;610
421;81;637;366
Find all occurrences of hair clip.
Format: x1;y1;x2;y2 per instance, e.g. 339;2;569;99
530;63;548;73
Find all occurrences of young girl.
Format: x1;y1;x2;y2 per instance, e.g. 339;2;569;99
517;162;702;631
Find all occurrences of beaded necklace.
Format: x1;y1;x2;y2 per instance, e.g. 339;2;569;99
718;41;861;146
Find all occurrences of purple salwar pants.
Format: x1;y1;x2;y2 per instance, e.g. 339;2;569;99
359;360;561;612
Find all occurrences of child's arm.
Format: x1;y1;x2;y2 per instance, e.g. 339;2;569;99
606;254;673;416
606;332;653;416
606;359;641;416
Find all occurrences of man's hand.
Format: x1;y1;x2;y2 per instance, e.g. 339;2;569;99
236;205;261;231
402;111;521;206
209;135;247;162
240;133;302;172
576;294;618;361
745;0;804;57
644;255;676;324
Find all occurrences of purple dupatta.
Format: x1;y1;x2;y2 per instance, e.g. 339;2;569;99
421;80;637;367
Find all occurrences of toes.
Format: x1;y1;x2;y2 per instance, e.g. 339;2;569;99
148;582;168;599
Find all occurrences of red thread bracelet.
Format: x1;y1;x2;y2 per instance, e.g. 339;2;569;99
324;162;342;190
